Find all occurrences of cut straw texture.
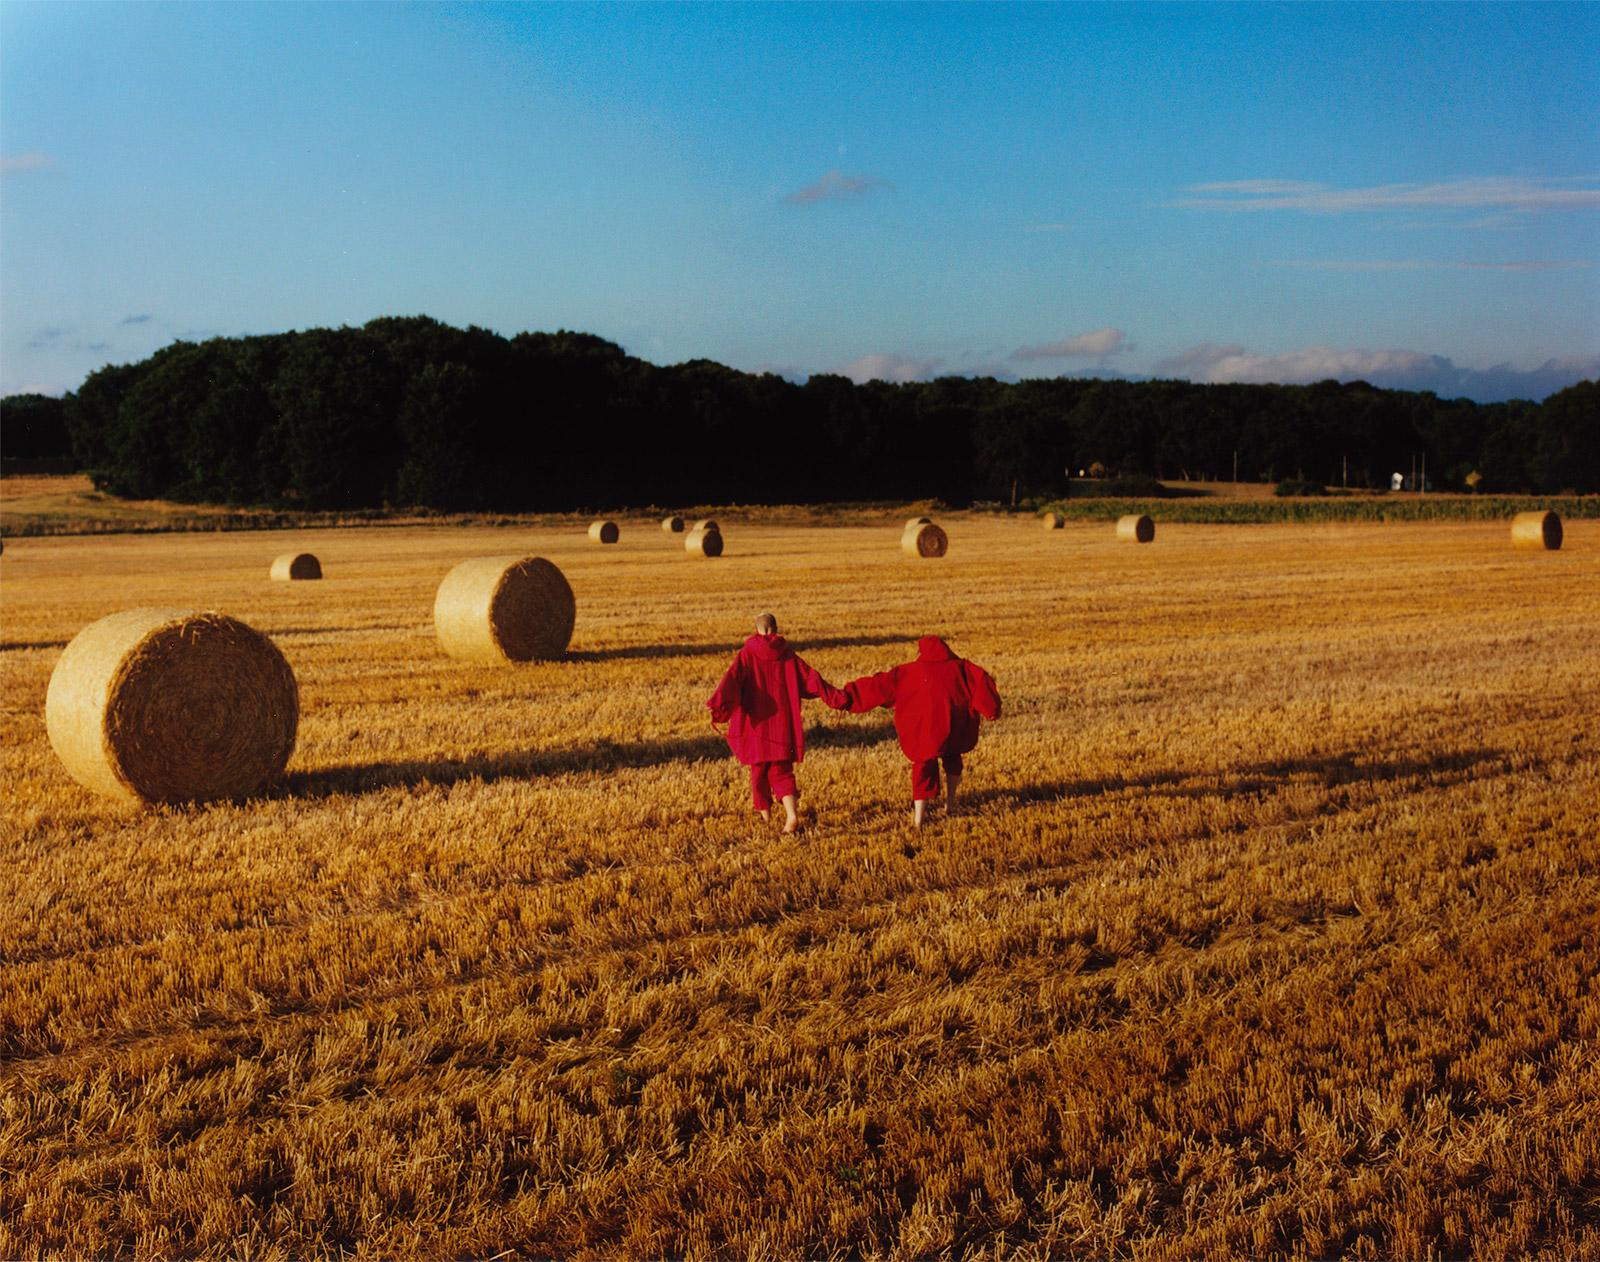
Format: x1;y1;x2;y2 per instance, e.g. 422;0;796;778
1041;512;1064;530
269;552;322;581
45;608;298;805
1510;511;1562;551
588;520;620;544
902;520;949;558
661;516;685;533
434;555;575;663
686;524;724;558
1116;514;1156;543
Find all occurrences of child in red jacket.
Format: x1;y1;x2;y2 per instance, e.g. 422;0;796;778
845;635;1002;826
707;613;848;833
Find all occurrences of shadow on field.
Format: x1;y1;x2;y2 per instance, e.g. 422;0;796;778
0;639;69;652
284;719;899;799
566;632;906;664
963;745;1510;811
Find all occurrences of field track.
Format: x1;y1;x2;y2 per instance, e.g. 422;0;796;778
2;517;1597;1258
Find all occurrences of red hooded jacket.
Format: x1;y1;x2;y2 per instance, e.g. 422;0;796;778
707;634;847;765
846;636;1001;761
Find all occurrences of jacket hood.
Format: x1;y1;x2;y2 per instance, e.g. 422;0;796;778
745;632;791;660
917;635;955;661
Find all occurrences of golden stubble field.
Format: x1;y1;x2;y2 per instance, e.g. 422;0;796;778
1;516;1597;1260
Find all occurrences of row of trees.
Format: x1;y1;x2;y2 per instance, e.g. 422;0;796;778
6;316;1596;507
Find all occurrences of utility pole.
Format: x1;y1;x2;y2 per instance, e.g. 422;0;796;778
1420;452;1426;494
1342;454;1347;489
1232;449;1238;485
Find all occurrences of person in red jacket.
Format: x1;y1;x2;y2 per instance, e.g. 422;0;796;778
707;613;848;833
844;635;1002;826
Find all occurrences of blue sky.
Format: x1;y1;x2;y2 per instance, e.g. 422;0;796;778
3;2;1596;402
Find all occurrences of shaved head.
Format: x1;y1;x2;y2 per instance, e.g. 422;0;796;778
755;612;779;635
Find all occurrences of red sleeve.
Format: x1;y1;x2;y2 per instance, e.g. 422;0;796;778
795;655;849;710
845;669;897;713
707;655;742;722
966;662;1001;721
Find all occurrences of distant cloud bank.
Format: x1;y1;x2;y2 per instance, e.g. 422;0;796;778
1012;327;1128;361
1;152;56;177
1177;176;1600;215
786;170;890;205
840;353;943;384
1273;258;1592;273
1153;343;1600;401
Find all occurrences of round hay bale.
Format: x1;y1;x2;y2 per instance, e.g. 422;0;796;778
1116;514;1155;543
686;525;724;558
690;518;720;535
1510;510;1562;551
434;555;575;663
902;522;948;558
661;515;685;533
1041;512;1064;530
269;552;322;581
588;520;620;544
45;608;298;804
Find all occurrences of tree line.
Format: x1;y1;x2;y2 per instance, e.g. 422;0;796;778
4;316;1595;507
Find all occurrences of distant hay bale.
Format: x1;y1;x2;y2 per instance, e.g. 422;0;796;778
434;555;575;663
1510;510;1562;551
269;552;321;581
661;516;685;533
686;525;724;558
1041;512;1064;530
588;520;620;544
1116;514;1155;543
45;608;298;804
902;521;948;558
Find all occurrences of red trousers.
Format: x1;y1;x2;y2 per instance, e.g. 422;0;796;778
749;761;797;810
911;751;963;800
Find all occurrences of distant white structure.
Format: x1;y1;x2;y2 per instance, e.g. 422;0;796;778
1391;471;1405;491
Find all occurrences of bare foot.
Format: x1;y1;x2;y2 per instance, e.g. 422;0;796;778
783;818;802;835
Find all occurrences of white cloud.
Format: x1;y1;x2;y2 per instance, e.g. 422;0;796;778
785;170;890;205
1176;176;1600;215
1011;327;1128;361
1152;343;1600;401
1;152;56;177
839;353;943;384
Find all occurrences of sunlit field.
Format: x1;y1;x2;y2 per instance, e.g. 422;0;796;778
2;516;1597;1259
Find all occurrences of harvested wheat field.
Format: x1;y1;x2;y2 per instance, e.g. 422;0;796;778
1;515;1597;1259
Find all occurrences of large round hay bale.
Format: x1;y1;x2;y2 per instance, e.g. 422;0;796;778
690;518;720;535
1041;512;1064;530
661;515;685;533
686;525;724;558
434;555;575;663
588;520;620;544
1116;514;1155;543
902;521;948;558
269;552;321;581
45;608;298;804
1510;511;1562;551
